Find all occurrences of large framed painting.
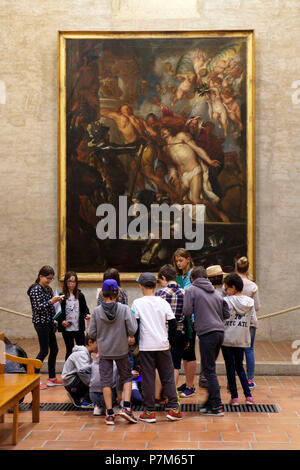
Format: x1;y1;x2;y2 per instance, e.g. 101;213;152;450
58;31;254;281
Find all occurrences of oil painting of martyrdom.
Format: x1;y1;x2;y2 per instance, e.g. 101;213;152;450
63;34;251;276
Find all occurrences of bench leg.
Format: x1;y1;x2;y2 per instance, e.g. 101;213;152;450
32;384;40;423
0;414;4;423
13;402;19;445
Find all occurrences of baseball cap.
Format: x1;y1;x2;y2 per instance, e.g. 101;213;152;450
136;272;157;287
102;279;119;291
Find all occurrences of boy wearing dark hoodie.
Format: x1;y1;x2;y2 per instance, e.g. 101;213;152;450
183;266;230;416
62;333;98;408
222;273;256;406
88;279;138;425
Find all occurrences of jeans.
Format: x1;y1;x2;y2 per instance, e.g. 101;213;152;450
244;326;256;381
198;331;224;409
61;330;85;361
222;346;251;399
34;323;58;379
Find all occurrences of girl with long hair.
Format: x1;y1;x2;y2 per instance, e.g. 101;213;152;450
57;271;91;360
27;265;63;389
172;248;196;398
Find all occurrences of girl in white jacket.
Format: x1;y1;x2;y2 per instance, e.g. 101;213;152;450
222;273;256;406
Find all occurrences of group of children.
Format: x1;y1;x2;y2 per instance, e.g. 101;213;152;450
27;250;260;424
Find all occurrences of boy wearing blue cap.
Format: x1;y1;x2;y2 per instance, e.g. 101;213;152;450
88;279;138;425
132;272;182;423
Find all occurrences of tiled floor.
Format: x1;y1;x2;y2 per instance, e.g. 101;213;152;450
1;375;300;450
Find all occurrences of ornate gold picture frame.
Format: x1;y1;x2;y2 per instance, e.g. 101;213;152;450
58;30;254;282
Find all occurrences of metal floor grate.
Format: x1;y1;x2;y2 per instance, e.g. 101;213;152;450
19;402;279;413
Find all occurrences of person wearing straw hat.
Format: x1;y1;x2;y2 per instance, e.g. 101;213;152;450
206;265;227;294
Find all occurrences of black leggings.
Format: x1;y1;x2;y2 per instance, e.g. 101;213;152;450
62;330;85;360
34;323;58;379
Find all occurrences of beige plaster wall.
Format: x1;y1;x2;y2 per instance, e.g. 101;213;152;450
0;0;300;343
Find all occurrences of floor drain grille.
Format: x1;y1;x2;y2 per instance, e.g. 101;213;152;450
19;402;279;413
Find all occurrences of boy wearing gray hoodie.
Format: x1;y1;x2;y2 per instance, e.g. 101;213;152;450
88;279;138;425
222;273;256;406
183;266;230;416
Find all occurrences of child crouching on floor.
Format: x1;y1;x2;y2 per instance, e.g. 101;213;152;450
62;333;98;408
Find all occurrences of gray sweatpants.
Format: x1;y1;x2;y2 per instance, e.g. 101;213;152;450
139;350;179;411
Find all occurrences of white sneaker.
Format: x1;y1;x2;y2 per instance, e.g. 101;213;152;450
93;405;104;416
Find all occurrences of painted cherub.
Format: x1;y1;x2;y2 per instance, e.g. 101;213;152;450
202;77;228;136
170;72;196;108
221;86;243;134
192;49;211;85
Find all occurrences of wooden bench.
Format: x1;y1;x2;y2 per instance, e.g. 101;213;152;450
0;332;42;445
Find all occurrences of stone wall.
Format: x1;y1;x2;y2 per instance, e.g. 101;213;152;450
0;0;300;342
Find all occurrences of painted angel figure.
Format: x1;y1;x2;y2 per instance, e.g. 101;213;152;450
221;86;243;134
192;48;211;85
170;72;196;109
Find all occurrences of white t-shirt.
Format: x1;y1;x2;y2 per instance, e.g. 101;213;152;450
131;296;175;351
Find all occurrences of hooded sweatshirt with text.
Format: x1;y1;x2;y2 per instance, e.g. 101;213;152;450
222;295;256;348
88;302;137;359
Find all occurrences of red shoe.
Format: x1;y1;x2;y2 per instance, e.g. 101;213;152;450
229;398;239;406
47;377;63;387
40;382;47;390
245;396;256;405
166;408;183;421
139;411;156;423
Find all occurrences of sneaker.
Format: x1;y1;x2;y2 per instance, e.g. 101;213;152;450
199;400;211;413
105;414;115;425
229;398;239;406
40;382;47;390
245;396;256;405
248;380;257;388
119;407;138;424
139;410;156;423
93;405;104;416
80;400;94;409
66;391;82;408
47;377;63;387
177;383;186;392
180;387;195;398
199;406;224;417
166;408;183;421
